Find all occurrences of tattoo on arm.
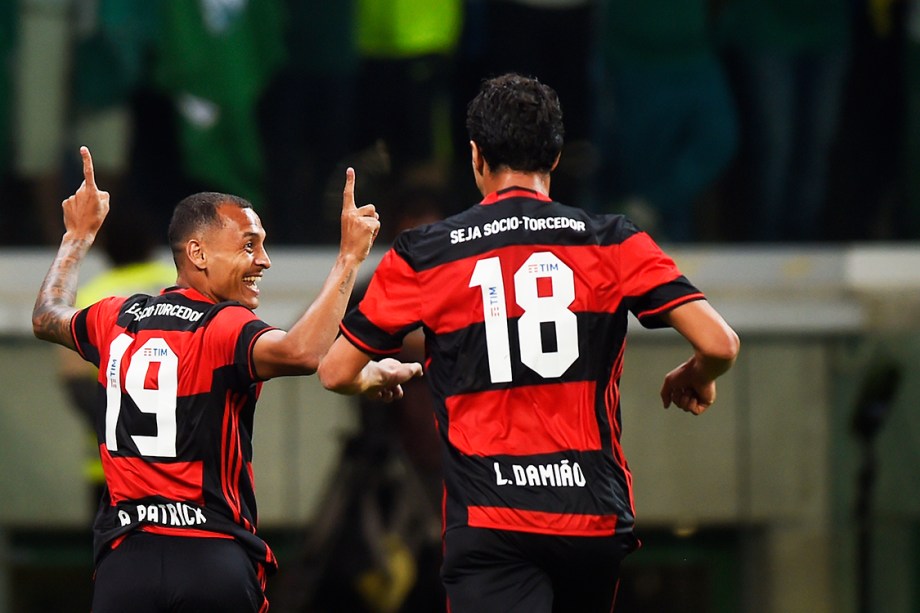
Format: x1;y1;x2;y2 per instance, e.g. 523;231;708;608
338;269;355;295
32;237;92;349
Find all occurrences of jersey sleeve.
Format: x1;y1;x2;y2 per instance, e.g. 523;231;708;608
617;231;706;329
71;296;129;367
340;248;422;358
205;305;277;383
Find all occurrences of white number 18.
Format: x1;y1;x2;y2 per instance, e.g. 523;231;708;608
469;252;579;383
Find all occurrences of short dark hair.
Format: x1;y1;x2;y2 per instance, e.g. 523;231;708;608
466;73;565;173
167;192;252;263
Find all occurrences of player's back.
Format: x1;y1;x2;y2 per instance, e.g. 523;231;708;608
395;188;643;401
73;286;277;567
385;189;647;536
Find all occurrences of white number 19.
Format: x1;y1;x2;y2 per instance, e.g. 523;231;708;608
105;334;179;457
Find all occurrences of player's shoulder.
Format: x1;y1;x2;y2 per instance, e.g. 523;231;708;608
80;294;132;326
549;203;645;246
390;208;471;260
586;209;644;241
202;300;264;330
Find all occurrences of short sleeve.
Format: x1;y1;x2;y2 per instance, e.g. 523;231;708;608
618;232;706;328
340;248;422;357
72;296;129;366
205;305;277;383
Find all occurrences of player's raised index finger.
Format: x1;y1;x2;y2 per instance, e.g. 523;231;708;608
80;146;97;189
342;167;356;210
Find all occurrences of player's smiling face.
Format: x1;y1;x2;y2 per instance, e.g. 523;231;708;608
204;203;271;310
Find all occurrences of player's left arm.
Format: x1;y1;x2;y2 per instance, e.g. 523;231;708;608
658;300;740;415
251;168;378;379
318;335;423;402
32;147;110;349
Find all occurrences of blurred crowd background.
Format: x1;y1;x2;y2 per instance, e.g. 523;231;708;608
1;0;919;247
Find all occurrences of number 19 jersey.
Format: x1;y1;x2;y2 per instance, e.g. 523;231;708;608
341;187;705;539
71;286;278;571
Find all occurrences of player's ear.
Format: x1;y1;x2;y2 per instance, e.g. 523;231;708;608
551;151;561;172
186;239;207;271
470;141;485;176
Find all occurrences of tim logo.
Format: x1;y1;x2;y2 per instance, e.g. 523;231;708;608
143;347;169;358
487;286;502;318
527;262;559;274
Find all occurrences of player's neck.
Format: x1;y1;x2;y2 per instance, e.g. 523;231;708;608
482;169;551;198
174;271;216;303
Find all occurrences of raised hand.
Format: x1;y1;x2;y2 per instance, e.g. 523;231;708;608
62;146;110;239
339;167;380;261
33;147;111;348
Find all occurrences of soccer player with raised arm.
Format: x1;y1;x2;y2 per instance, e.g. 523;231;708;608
32;147;419;611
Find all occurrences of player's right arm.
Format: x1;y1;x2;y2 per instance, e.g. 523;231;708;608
658;300;740;415
32;147;110;349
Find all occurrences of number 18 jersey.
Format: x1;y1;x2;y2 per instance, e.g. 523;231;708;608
341;187;705;538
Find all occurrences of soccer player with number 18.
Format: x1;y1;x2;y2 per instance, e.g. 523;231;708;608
319;73;740;613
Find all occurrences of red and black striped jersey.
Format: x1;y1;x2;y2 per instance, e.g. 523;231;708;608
341;187;705;538
71;286;279;571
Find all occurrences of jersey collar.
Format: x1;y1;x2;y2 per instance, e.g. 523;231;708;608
164;286;216;304
481;186;552;205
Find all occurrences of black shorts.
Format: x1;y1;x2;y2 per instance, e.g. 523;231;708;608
92;533;268;612
441;526;638;613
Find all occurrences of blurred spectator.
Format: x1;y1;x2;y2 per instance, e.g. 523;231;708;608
480;0;595;141
595;0;738;243
13;0;71;243
824;0;908;240
154;0;285;211
12;0;150;244
475;0;599;208
259;0;359;244
353;0;463;191
447;1;491;209
718;0;851;242
71;0;158;171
